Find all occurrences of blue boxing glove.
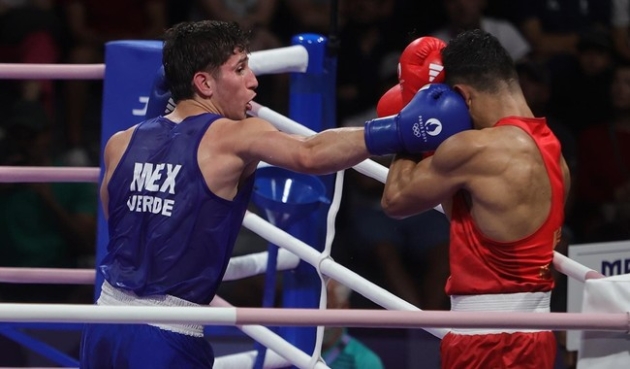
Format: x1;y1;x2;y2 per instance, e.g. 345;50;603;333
144;65;175;120
364;83;472;155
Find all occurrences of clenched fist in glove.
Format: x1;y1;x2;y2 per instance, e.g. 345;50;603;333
365;84;471;156
144;65;175;120
377;37;446;117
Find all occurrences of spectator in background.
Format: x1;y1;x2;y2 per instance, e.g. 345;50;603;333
516;60;578;181
194;0;281;51
515;0;611;60
576;61;630;242
0;100;97;303
432;0;531;61
549;27;615;136
0;0;61;119
61;0;167;166
336;0;400;123
612;0;630;62
284;0;332;36
323;279;384;369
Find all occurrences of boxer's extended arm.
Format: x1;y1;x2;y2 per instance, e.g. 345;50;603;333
239;117;369;175
381;130;481;218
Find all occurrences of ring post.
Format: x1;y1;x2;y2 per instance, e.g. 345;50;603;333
96;41;163;300
284;34;337;359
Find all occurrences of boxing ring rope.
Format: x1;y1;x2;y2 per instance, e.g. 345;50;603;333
553;251;605;281
0;303;627;332
0;249;300;285
0;45;308;80
0;166;99;183
210;297;329;369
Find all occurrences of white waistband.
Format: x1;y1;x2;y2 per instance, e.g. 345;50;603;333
97;280;204;337
449;291;551;335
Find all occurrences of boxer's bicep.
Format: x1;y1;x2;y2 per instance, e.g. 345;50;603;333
234;117;311;170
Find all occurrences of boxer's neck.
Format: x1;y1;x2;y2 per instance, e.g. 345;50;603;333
472;88;533;129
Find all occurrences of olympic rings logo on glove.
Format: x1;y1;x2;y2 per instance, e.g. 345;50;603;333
411;117;443;139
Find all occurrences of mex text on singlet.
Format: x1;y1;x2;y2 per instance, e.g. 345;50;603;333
127;162;182;217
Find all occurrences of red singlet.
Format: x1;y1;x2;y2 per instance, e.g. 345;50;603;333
441;117;564;369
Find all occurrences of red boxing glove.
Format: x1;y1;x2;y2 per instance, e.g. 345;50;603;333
377;37;446;117
422;150;435;159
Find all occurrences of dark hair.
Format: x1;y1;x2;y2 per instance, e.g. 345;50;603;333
163;20;251;102
441;29;517;92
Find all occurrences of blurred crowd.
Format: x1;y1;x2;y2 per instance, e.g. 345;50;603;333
1;0;629;367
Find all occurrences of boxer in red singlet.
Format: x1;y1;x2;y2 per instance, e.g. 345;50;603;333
381;30;570;369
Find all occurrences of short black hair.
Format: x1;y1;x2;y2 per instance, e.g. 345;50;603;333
441;29;517;92
163;20;251;102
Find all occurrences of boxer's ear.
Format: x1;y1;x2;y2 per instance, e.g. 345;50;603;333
193;72;213;98
452;84;472;109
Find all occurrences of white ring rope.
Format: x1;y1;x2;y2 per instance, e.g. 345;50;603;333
0;303;626;332
0;45;308;80
247;45;308;75
214;350;291;369
0;166;99;183
553;251;604;281
0;249;299;285
310;169;345;367
224;249;299;281
0;63;103;79
243;210;450;339
210;296;330;369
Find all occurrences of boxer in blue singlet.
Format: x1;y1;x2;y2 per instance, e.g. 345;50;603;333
79;20;372;369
